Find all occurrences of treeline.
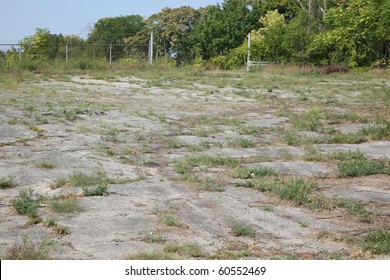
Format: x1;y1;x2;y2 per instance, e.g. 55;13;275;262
1;0;389;69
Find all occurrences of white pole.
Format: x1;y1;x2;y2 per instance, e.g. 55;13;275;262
66;43;68;64
19;45;22;62
247;32;251;72
149;32;154;65
109;44;112;64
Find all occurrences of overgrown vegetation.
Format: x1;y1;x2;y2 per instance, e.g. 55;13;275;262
234;177;374;223
10;189;42;224
1;0;388;70
361;229;390;255
5;236;53;260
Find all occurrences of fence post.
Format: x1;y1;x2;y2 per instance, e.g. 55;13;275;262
19;45;22;62
66;43;68;64
148;32;154;65
247;32;251;72
109;44;112;64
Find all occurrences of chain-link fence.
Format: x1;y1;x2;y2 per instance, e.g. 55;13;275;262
0;43;151;66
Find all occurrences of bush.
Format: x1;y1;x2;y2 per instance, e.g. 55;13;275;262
82;184;109;196
6;236;52;260
361;229;390;255
232;224;255;237
338;159;390;177
49;199;81;214
0;176;16;189
10;189;39;220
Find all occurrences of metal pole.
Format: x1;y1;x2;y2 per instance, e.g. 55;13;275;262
149;32;154;65
109;44;112;64
247;32;251;72
66;43;68;64
19;45;22;62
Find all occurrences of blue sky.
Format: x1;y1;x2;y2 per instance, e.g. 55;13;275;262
0;0;220;43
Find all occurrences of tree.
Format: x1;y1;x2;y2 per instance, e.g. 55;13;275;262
21;28;64;60
87;15;146;59
192;0;261;59
250;10;289;62
308;0;382;67
149;6;200;63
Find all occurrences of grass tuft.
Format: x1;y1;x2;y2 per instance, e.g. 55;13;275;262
232;224;255;237
0;176;16;189
5;236;52;260
82;184;109;196
361;229;390;255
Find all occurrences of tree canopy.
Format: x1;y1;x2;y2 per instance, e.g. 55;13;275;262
12;0;390;68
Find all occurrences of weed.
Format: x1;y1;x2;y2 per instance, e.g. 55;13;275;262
329;252;343;260
51;177;68;189
361;229;390;255
163;243;204;258
36;161;57;170
53;224;69;235
228;138;255;148
328;150;366;161
165;139;186;149
0;175;16;189
275;179;321;207
304;146;325;161
5;236;52;260
235;181;255;188
143;232;166;244
127;251;178;260
82;184;109;196
327;132;366;144
70;171;109;186
174;155;239;174
49;199;81;214
338;159;390;178
10;189;40;222
336;199;373;223
290;107;324;131
161;214;183;227
232;224;255;237
233;167;278;179
262;205;273;212
44;218;57;228
238;126;263;136
362;121;390;140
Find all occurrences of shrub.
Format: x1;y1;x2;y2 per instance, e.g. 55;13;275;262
6;236;51;260
232;224;255;237
82;184;109;196
0;176;16;189
275;179;321;207
361;229;390;255
338;159;390;177
49;199;81;214
10;189;39;220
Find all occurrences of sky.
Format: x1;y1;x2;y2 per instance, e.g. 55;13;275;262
0;0;221;44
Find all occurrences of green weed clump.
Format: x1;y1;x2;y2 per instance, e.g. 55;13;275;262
233;167;278;179
174;155;239;174
0;176;16;189
361;229;390;255
275;179;322;208
10;189;41;223
82;184;109;196
5;236;52;260
49;199;81;214
232;224;255;237
338;159;390;177
362;121;390;140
